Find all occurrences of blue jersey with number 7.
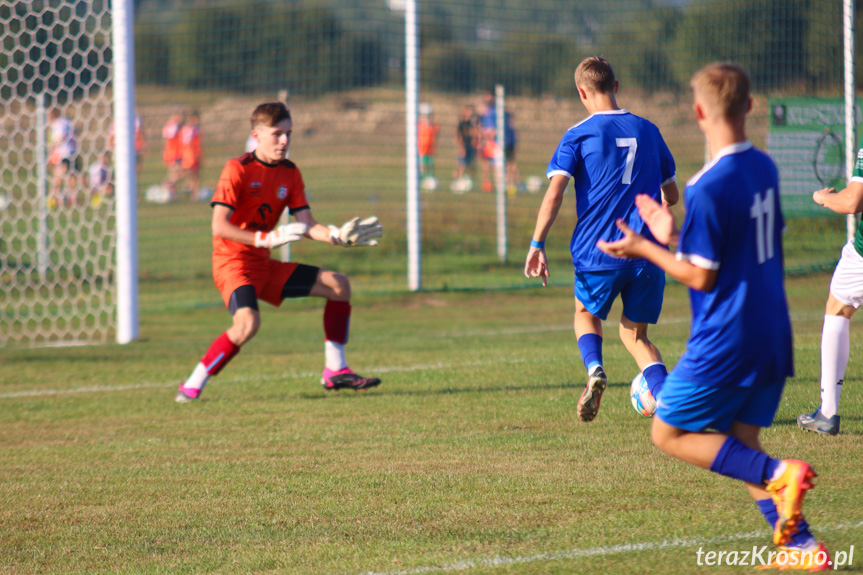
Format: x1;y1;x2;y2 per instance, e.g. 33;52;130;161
673;142;794;388
546;109;676;271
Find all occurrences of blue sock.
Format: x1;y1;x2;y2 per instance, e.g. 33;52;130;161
642;362;667;397
709;436;778;485
577;334;603;372
756;499;815;548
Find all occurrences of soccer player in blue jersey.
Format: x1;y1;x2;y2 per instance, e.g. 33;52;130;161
524;56;679;422
597;63;828;571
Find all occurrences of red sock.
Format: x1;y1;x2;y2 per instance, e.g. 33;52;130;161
201;332;240;376
324;300;351;344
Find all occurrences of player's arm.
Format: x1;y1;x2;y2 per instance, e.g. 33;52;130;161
524;174;569;287
661;180;679;207
813;181;863;214
292;209;335;243
597;219;717;292
212;204;305;248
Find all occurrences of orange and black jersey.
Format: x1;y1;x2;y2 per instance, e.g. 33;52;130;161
211;152;309;264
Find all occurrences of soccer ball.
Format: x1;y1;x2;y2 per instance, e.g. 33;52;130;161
526;175;544;194
630;372;657;417
450;176;473;194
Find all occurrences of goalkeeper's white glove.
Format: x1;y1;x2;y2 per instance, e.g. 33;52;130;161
254;222;308;248
329;216;383;247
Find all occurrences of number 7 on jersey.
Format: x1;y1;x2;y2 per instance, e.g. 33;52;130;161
616;138;637;184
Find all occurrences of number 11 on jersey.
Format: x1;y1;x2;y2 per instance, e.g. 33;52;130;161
750;187;775;264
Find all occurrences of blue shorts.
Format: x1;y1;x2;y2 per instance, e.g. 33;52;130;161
656;375;785;433
573;264;664;323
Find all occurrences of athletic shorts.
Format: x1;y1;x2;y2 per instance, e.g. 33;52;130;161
830;241;863;308
458;146;476;166
573;264;664;323
656;375;785;433
213;258;318;308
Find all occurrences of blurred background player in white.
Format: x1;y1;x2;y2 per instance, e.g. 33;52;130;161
48;108;79;207
524;56;678;422
597;63;827;571
85;150;113;205
176;102;383;402
797;154;863;436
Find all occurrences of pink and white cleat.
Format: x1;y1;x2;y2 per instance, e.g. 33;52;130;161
321;367;382;391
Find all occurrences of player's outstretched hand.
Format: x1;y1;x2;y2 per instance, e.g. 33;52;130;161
812;187;836;207
524;246;550;287
635;193;676;246
596;219;645;260
332;216;383;247
254;222;308;248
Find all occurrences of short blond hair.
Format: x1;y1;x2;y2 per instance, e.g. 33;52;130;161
690;63;750;119
575;57;615;94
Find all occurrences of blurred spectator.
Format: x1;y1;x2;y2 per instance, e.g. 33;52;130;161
48;108;79;207
478;91;497;193
161;111;184;198
418;103;440;190
453;104;478;190
504;110;522;195
85;151;113;206
108;113;146;177
180;110;203;200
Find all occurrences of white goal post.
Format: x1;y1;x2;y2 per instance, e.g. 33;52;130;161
0;0;137;346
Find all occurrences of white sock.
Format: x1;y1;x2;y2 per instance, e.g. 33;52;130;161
184;362;209;391
820;315;849;418
325;340;347;371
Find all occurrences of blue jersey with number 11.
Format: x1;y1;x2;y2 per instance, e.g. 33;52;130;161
546;110;676;271
673;142;794;388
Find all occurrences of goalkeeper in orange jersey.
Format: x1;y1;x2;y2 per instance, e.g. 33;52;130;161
176;102;383;402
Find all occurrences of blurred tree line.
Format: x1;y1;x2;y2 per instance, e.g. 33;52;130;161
134;0;859;97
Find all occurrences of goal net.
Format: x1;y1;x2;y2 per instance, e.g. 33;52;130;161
0;1;115;346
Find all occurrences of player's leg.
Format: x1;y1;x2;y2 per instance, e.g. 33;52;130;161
729;422;824;565
799;243;862;435
293;266;381;391
619;264;667;398
176;285;259;402
573;269;619;422
655;377;819;547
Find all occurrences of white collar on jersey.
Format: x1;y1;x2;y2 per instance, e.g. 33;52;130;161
687;141;754;187
591;109;629;115
711;140;753;160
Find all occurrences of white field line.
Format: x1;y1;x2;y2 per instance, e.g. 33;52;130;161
350;520;863;575
0;310;824;400
0;358;535;399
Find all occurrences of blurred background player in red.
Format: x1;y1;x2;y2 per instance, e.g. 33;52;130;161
176;102;383;402
161;110;184;199
108;112;145;178
179;110;203;200
418;103;440;190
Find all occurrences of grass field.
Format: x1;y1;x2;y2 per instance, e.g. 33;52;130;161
2;273;862;574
